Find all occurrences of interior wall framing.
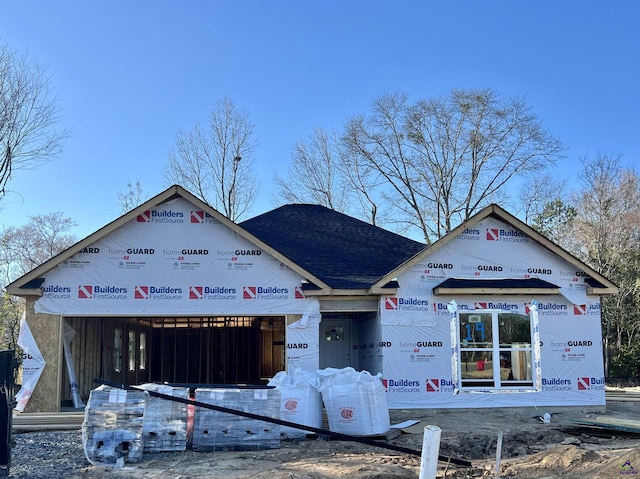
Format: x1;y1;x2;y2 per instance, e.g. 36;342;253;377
60;315;285;406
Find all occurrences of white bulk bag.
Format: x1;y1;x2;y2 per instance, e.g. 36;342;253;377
268;368;323;439
316;367;390;436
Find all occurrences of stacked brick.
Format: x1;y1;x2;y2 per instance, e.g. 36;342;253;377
138;383;189;452
192;387;281;451
82;385;147;465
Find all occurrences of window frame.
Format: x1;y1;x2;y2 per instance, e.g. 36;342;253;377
456;309;536;391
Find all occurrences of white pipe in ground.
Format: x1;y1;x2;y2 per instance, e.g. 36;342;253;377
495;429;504;475
419;425;442;479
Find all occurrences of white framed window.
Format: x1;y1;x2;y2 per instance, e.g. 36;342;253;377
113;328;122;373
128;331;136;372
139;332;147;371
458;310;534;389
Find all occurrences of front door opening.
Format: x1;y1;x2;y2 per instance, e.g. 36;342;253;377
319;319;351;369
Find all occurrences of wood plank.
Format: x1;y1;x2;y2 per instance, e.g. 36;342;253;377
563;418;640;434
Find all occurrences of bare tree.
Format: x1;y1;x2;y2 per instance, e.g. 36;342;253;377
518;173;569;224
0;212;76;284
0;293;21;350
343;89;565;243
1;212;76;350
340;141;391;227
567;153;640;377
274;128;351;211
517;172;576;246
118;178;146;213
568;154;640;274
0;42;68;196
275;127;394;227
164;97;259;221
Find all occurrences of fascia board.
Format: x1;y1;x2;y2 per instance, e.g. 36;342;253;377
433;287;560;296
304;288;373;297
586;286;619;296
5;287;42;297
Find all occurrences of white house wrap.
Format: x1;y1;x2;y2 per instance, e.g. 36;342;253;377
6;185;617;413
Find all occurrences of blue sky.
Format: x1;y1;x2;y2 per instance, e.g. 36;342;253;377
1;1;638;240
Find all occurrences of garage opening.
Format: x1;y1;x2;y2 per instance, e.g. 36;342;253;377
63;316;285;406
148;316;285;385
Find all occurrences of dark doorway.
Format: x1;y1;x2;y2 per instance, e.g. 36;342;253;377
148;316;285;385
63;315;285;405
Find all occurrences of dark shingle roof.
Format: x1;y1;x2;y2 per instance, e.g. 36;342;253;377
240;205;426;289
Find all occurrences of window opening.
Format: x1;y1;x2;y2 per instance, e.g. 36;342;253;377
113;328;122;373
325;326;344;342
458;311;533;389
128;331;136;372
139;332;147;371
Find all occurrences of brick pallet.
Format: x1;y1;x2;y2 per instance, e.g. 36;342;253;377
82;386;147;465
192;387;280;451
138;384;189;452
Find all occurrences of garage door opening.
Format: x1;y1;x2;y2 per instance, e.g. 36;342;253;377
148;316;285;385
62;316;285;406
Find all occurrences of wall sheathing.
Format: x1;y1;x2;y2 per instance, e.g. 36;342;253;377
23;298;63;412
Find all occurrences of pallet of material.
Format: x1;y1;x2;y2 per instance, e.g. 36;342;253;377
138;383;189;452
192;387;281;452
82;386;147;465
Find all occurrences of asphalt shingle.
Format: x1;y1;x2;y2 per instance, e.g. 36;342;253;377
240;205;426;289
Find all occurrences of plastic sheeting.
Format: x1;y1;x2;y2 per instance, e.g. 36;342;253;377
285;301;321;372
379;217;606;409
34;197;316;317
138;384;189;452
62;321;85;409
82;386;147;466
14;315;46;412
192;387;281;451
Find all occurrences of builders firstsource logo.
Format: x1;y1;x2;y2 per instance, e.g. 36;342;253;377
485;228;529;243
577;377;605;391
382;378;421;393
188;286;237;300
474;301;519;311
573;304;601;316
134;285;182;300
433;302;471;316
41;284;72;299
243;286;289;300
541;378;572;392
533;302;569;316
425;378;454;393
189;210;221;224
136;209;185;224
78;285;128;300
456;228;481;240
384;297;429;311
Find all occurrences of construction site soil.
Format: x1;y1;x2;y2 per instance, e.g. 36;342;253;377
10;391;640;479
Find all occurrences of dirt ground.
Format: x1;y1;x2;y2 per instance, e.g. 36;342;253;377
69;393;640;479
